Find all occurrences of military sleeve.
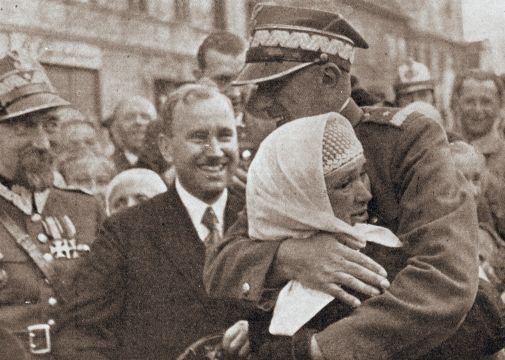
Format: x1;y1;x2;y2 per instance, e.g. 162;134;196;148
56;217;127;359
315;112;480;359
204;208;281;304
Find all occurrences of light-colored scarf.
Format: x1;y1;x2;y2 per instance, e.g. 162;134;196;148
246;112;401;336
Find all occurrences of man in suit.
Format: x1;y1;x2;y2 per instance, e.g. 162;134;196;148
107;96;158;172
60;83;248;359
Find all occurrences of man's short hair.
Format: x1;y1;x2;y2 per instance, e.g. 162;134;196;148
196;31;246;71
160;83;231;137
451;69;504;110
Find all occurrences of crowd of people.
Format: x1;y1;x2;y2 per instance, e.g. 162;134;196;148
0;3;504;360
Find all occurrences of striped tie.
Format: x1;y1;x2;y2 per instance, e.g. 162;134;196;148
201;206;220;246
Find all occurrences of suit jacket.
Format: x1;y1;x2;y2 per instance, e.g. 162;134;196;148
61;186;244;359
204;107;481;359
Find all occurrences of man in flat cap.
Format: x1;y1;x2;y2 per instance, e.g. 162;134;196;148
0;50;104;359
204;4;503;359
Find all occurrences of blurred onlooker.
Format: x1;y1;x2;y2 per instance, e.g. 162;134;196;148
108;95;158;172
57;120;103;159
194;31;247;118
450;141;505;294
394;59;435;107
450;69;505;239
59;154;115;197
105;168;167;216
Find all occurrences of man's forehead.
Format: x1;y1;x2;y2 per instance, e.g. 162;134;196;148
173;96;235;130
205;49;245;72
461;78;499;94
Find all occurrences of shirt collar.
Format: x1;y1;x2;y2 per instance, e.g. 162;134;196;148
175;177;228;234
124;150;139;166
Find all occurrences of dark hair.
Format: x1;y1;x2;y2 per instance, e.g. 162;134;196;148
451;69;504;110
160;83;231;137
196;31;246;71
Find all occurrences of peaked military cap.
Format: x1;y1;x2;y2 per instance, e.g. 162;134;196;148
0;51;70;121
234;4;368;85
394;59;434;96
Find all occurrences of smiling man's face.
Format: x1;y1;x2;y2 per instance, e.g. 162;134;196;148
164;94;239;203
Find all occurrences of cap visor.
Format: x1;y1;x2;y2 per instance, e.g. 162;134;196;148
233;61;313;86
0;93;71;121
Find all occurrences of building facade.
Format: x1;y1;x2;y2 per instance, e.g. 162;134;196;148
0;0;249;122
0;0;483;128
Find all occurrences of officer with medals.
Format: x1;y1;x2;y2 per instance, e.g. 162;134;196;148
204;4;504;359
0;50;103;358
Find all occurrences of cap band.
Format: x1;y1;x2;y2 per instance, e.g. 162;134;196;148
246;47;351;72
0;83;54;109
250;29;355;64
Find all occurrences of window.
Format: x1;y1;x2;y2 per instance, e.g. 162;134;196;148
43;64;101;122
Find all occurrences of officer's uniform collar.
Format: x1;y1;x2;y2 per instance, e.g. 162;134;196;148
0;181;50;215
340;98;364;127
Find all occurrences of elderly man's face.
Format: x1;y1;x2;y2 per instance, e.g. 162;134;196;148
59;122;102;157
0;108;64;191
163;94;239;203
457;78;501;139
113;98;157;154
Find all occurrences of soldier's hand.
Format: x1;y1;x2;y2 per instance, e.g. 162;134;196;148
222;320;250;357
274;233;389;307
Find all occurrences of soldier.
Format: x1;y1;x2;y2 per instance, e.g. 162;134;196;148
394;58;436;107
0;51;103;358
204;4;503;359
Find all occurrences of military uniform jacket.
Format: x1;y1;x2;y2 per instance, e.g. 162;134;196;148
60;186;245;360
0;185;103;356
204;107;481;359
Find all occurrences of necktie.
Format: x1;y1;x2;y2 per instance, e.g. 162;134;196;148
201;206;220;246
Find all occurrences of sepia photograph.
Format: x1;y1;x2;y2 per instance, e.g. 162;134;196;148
0;0;504;359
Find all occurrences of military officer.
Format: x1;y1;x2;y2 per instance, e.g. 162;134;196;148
394;58;436;107
204;4;503;359
0;51;103;358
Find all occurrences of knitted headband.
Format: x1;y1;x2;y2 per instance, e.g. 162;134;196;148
322;116;364;176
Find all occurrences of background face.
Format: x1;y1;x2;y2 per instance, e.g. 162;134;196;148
166;95;238;202
457;78;501;139
59;122;102;156
114;98;157;153
109;181;150;215
324;159;372;226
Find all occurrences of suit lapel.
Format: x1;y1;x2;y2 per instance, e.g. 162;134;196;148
223;192;244;233
154;187;207;297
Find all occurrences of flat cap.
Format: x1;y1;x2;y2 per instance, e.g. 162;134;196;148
394;59;434;96
234;4;368;85
0;51;70;121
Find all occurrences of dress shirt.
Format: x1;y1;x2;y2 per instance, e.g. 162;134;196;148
175;178;228;242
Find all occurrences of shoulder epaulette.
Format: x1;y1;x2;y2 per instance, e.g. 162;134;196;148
362;106;421;127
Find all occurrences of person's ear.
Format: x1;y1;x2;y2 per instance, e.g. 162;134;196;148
158;133;173;164
320;63;342;87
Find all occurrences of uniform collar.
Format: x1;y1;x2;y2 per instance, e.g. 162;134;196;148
124;150;139;166
339;98;364;127
0;182;50;215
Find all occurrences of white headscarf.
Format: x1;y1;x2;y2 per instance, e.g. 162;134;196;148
246;112;401;336
105;168;167;216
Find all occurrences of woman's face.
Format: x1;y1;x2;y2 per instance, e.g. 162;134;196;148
108;181;152;215
324;157;372;225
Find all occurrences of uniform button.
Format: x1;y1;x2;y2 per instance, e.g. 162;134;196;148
48;297;58;306
0;269;8;288
24;300;32;305
370;216;379;224
241;282;250;295
31;213;42;222
37;233;48;243
0;252;3;261
43;253;53;262
47;319;56;326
